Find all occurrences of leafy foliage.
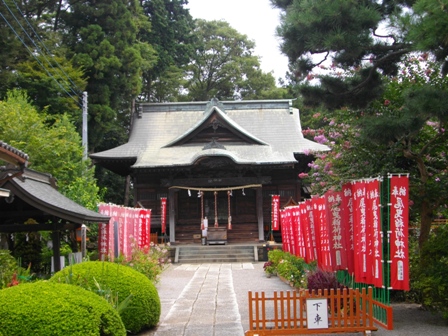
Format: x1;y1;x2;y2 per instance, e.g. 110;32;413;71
300;55;448;248
139;0;195;102
114;240;171;283
267;249;314;288
182;19;282;101
50;261;161;334
0;90;103;210
60;0;156;152
271;0;416;108
0;281;126;335
306;268;346;293
414;224;448;321
0;250;23;289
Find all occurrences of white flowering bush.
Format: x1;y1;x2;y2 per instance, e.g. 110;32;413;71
116;239;171;283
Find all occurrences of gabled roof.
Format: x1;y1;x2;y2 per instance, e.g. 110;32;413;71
164;104;268;147
91;99;330;175
0;168;109;224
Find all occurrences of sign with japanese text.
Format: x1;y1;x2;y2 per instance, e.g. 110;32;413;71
325;190;347;271
341;183;355;274
366;179;383;287
352;180;367;283
313;196;332;271
161;197;167;234
271;195;280;230
306;298;329;329
390;175;410;290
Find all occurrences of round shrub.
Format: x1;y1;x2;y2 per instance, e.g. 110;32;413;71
0;281;126;336
50;261;161;334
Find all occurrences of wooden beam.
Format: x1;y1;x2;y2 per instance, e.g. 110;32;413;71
0;222;79;233
161;176;271;187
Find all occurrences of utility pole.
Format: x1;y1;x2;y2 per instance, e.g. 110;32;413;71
82;91;88;160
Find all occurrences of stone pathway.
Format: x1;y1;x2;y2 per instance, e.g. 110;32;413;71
149;264;253;336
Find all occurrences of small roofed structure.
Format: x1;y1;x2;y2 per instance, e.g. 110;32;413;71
0;141;109;272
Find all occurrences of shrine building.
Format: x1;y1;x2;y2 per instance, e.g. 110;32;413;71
90;99;329;244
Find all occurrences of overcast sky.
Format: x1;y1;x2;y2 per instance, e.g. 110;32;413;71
185;0;289;83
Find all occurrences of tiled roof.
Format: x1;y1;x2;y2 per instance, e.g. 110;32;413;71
0;141;29;166
91;99;329;173
1;168;109;223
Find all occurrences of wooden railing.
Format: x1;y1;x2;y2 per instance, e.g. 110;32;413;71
246;288;377;335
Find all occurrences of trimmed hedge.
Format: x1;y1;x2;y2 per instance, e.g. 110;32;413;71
0;281;126;336
50;261;161;334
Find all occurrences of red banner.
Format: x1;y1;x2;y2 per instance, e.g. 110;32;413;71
341;183;355;274
366;179;383;287
161;197;167;234
292;206;306;259
306;199;318;262
280;209;288;251
325;190;348;271
313;196;332;271
286;207;294;254
390;175;410;290
300;202;313;263
271;195;280;230
352;181;367;283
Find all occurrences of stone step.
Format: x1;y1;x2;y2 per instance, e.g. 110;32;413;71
178;257;255;263
175;245;257;263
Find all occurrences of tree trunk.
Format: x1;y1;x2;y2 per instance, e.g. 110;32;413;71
419;199;434;249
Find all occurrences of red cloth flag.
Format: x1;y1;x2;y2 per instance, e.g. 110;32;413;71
280;209;288;251
366;179;383;287
326;190;348;271
161;198;167;234
341;183;355;274
271;195;280;230
352;181;368;283
306;199;318;262
285;207;294;254
390;175;410;290
313;196;332;271
292;206;306;259
117;206;125;258
300;202;314;263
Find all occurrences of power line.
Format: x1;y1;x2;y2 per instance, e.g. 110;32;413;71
0;0;82;106
9;0;82;97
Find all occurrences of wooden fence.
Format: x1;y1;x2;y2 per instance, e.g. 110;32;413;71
246;288;377;335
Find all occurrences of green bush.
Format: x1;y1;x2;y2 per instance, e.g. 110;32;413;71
50;261;161;334
114;240;171;283
267;249;284;269
0;249;19;288
414;224;448;321
0;281;125;335
268;250;312;289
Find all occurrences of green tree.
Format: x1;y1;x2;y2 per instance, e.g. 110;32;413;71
183;19;282;101
409;0;448;74
271;0;416;108
16;55;87;121
139;0;195;102
301;56;448;248
60;0;156;152
0;90;103;210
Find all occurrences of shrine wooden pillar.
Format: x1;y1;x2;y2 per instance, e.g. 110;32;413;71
51;228;61;272
256;187;264;241
168;188;176;242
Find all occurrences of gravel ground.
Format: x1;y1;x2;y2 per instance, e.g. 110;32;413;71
139;262;448;336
